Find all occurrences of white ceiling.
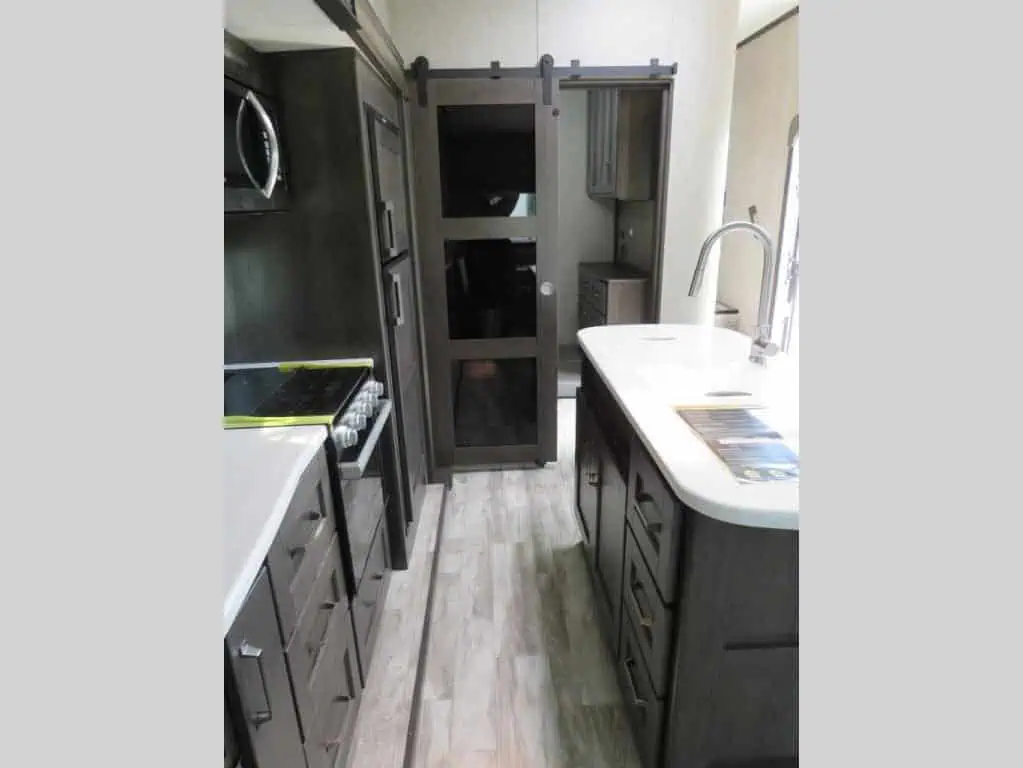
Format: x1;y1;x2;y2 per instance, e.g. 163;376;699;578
226;0;797;54
737;0;798;42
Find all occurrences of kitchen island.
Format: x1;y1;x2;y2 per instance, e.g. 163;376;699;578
575;324;798;768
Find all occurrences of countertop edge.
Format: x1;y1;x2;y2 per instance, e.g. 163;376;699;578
578;330;799;532
223;432;326;635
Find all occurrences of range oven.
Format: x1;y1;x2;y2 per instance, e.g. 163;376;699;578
222;361;396;598
333;399;393;591
225;75;289;214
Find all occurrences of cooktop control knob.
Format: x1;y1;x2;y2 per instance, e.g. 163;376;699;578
351;400;374;417
334;426;359;449
365;380;384;397
341;412;367;431
357;389;380;409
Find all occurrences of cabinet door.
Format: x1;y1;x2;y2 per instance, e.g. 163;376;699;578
400;367;428;525
386;254;419;384
595;433;628;656
574;391;600;562
601;89;620;194
371;113;409;260
387;254;429;526
586;90;599;194
226;568;306;768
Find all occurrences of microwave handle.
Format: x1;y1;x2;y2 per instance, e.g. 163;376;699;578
235;90;281;200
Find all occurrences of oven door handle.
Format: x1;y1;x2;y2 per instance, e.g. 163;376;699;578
338;399;392;480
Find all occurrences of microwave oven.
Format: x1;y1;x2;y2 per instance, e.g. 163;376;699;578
225;76;289;214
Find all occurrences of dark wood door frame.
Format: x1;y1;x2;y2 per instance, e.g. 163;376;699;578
411;77;560;470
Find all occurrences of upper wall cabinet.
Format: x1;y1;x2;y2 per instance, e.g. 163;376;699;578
586;88;662;202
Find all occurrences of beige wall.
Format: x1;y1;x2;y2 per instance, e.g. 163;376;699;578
717;13;798;335
388;0;741;325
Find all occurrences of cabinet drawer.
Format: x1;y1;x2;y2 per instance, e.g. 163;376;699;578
578;272;607;308
286;536;347;734
618;609;665;768
267;450;336;641
352;518;390;680
627;440;684;603
302;609;362;768
623;526;674;697
226;568;307;768
596;445;627;657
574;390;600;556
578;297;605;330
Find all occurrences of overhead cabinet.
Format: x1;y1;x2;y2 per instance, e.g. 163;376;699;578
586;88;662;201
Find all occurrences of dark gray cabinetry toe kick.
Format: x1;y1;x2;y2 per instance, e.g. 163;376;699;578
576;356;798;768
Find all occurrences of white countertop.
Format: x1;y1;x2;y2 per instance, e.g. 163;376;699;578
577;324;799;530
223;425;328;634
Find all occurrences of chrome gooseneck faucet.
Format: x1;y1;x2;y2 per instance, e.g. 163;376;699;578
688;221;779;365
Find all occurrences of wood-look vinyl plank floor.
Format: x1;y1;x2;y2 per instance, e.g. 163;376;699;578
410;399;641;768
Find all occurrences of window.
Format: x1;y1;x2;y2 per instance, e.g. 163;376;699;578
771;117;799;357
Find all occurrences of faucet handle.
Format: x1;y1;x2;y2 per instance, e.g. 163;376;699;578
750;336;780;364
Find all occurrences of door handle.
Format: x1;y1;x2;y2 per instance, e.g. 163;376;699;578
379;201;398;258
391;273;405;327
632;494;663;537
236;91;280;199
622;657;648;709
539;280;555;297
237;642;273;726
630;573;655;629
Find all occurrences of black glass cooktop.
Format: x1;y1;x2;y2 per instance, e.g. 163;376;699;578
224;366;370;419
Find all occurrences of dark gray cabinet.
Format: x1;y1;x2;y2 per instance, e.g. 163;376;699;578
574;390;600;564
576;352;799;768
225;568;306;768
368;107;428;535
227;446;371;768
578;261;649;329
370;114;410;260
269;46;429;571
587;88;618;197
352;516;391;679
586;88;661;201
265;450;340;643
383;252;429;531
595;433;628;656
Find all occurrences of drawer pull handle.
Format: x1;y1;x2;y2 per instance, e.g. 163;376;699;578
586;470;600;487
289;544;306;558
630;576;655;630
371;572;384;582
237;642;274;726
632;496;663;536
321;600;339;612
305;509;325;522
623;657;648;709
